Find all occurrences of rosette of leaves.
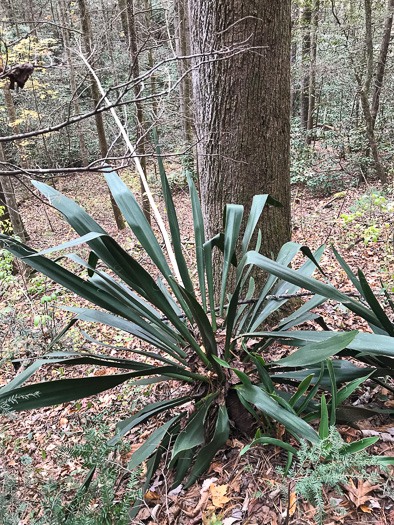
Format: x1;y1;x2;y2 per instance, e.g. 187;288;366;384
0;161;325;489
0;156;387;500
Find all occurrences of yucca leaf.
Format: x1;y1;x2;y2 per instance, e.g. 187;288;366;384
128;415;182;471
0;235;144;323
30;181;194;335
80;332;176;367
245;242;302;331
153;130;195;294
108;397;190;446
276;331;358;367
249;353;275;394
184;406;229;488
336;373;374;405
374;456;394;465
172;449;196;489
235;383;320;443
250;330;394;358
273;361;376;390
358;269;394;336
104;170;193;319
339;437;379;456
0;356;71;394
241;437;297;457
277;294;326;330
220;204;244;314
64;306;186;362
0;373;139;412
332;245;364;296
174;280;219;371
289;375;314;408
203;233;238;330
187;173;206;309
297;362;325;415
326;360;337;426
319;395;329;439
156;276;184;318
130;421;181;518
169;394;216;466
241;195;281;254
242;251;383;330
247;244;325;332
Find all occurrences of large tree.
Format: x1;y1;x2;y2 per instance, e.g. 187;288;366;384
188;0;292;286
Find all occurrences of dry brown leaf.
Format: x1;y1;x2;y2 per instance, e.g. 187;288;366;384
344;479;379;507
210;483;230;507
276;424;285;441
145;491;160;502
289;492;297;517
59;417;68;427
208;462;224;475
360;504;372;513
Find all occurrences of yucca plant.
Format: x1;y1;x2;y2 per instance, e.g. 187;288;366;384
0;165;323;479
0;160;390;502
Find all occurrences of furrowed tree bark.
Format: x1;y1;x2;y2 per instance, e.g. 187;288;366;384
78;0;126;229
188;0;291;297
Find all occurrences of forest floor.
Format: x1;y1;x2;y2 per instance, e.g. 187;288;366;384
1;167;394;525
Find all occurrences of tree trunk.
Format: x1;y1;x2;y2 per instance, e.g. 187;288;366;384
371;0;394;127
290;4;298;119
355;0;391;184
3;85;29;170
306;0;320;144
58;0;89;167
174;0;193;146
126;0;151;224
188;0;291;295
0;179;12;234
78;0;126;230
0;145;29;242
359;89;387;184
118;0;129;37
301;2;312;131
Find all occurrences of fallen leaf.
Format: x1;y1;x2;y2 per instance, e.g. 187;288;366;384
144;490;160;501
344;479;379;507
289;492;297;516
201;478;218;494
210;483;229;507
360;504;372;513
59;417;68;427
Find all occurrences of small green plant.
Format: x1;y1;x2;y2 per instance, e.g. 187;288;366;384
0;416;142;524
0;246;14;284
277;427;389;524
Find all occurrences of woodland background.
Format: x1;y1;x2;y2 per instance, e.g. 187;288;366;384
2;1;394;524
